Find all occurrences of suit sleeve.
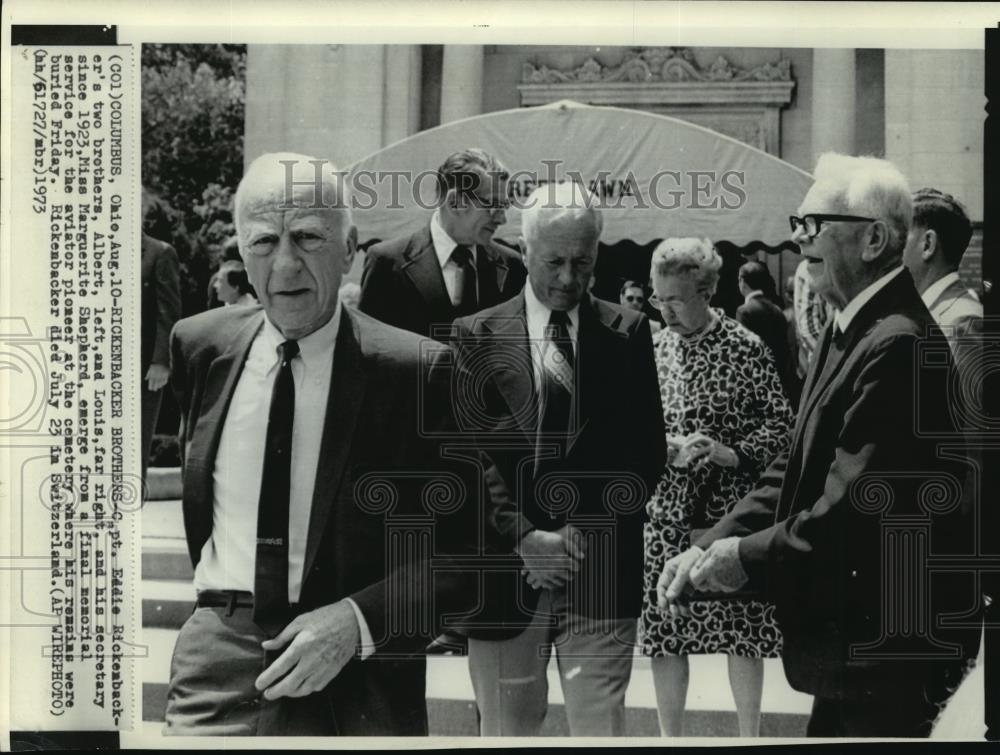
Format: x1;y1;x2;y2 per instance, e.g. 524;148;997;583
152;244;182;368
168;322;189;467
706;334;936;588
348;341;483;653
358;247;396;327
449;317;536;550
630;315;668;495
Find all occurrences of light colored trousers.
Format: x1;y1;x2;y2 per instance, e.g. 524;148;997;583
467;587;637;736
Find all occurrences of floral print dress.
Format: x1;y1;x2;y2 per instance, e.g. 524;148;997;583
639;311;794;658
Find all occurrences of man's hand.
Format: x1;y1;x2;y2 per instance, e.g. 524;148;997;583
656;545;704;617
689;537;749;594
681;432;739;471
145;363;170;392
255;601;359;700
517;526;585;590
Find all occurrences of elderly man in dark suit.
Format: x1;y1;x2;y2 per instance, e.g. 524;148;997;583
359;147;526;340
660;154;979;738
451;182;666;736
163;152;479;736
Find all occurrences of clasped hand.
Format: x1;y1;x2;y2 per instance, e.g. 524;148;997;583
254;600;360;700
669;432;738;470
655;536;748;617
517;525;586;590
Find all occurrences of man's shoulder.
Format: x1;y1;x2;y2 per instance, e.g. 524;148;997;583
453;294;523;336
173;305;261;350
587;295;646;336
934;284;983;328
348;306;443;367
365;226;431;264
484;239;524;267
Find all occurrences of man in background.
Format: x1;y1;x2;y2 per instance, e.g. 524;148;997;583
141;190;182;479
736;260;791;395
359;147;526;340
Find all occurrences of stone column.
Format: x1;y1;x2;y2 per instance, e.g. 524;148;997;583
885;50;984;220
811;49;856;162
439;45;484;124
383;45;422;146
244;45;386;168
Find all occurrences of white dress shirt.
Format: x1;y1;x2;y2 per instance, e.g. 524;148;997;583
430;209;478;305
920;271;961;310
193;303;374;654
524;282;580;395
834;265;905;333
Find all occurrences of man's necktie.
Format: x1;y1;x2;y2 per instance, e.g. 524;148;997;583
253;338;299;633
451;245;478;315
539;310;574;438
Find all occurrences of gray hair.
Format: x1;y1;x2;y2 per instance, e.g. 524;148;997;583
812;152;912;258
650;237;722;295
234;152;352;248
521;181;603;246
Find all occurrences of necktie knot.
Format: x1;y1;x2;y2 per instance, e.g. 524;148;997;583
278;339;299;365
451;245;473;266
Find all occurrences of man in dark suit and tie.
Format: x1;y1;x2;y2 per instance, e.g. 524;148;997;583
660;154;979;738
735;260;793;397
359;148;527;340
164;152;479;736
451;182;666;735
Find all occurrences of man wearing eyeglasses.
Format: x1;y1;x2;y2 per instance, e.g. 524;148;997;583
359;148;527;341
657;153;979;737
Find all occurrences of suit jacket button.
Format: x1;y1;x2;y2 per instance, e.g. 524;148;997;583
850;570;858;578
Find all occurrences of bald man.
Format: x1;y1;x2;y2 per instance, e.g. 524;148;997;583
164;153;479;736
450;183;666;735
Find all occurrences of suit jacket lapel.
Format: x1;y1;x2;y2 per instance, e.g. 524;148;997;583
303;307;367;580
476;244;509;307
187;311;264;471
569;297;609;456
486;294;537;441
402;225;451;313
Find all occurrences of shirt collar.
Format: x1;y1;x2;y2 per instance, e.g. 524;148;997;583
261;301;341;369
835;265;904;333
744;289;765;303
920;271;960;309
430;209;476;271
524;280;580;338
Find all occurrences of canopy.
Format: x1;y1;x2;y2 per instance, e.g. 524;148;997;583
346;100;814;247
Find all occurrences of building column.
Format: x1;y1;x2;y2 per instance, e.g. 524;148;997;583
245;45;386;168
439;45;484;124
383;45;422;146
811;49;856;162
885;50;984;220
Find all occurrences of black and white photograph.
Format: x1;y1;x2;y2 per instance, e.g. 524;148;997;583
2;0;998;746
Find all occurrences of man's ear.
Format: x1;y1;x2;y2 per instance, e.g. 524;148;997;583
343;225;359;271
860;220;891;263
918;228;938;262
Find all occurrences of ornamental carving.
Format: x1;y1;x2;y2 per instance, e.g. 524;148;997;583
522;47;792;85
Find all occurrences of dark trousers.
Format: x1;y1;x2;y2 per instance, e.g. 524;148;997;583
140;384;162;480
806;663;967;738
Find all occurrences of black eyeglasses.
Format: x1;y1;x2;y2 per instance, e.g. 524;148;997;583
623;295;645;303
789;214;875;240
